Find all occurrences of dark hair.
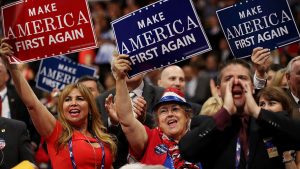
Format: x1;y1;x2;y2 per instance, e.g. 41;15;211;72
256;86;293;116
77;75;104;94
216;59;253;85
286;55;300;74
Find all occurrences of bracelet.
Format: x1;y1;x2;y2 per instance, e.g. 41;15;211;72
283;157;295;164
283;150;296;163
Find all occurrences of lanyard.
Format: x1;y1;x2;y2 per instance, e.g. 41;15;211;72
68;136;105;169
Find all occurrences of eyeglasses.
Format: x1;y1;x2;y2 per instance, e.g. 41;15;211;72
157;106;184;115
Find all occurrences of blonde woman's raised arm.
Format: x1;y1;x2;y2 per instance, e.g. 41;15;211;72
0;40;56;137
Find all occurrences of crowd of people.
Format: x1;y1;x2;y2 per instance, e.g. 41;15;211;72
0;0;300;169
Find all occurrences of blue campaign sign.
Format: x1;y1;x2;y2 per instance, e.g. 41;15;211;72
216;0;300;58
36;56;97;93
111;0;211;78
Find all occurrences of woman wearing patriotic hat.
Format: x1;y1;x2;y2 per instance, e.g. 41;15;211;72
113;54;201;169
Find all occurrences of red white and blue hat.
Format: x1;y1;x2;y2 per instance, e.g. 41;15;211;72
153;87;191;111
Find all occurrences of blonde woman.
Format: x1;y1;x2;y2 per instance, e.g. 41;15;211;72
271;68;288;89
199;96;223;116
0;40;116;169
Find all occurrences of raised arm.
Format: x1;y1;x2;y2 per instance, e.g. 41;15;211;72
251;47;271;89
0;40;56;137
113;54;148;158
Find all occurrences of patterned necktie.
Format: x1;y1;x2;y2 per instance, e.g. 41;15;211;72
239;116;249;159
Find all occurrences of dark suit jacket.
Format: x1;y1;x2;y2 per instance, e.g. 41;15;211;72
285;90;300;119
7;85;29;124
0;117;34;169
189;102;202;116
6;85;40;146
186;72;211;105
95;81;164;168
179;109;300;169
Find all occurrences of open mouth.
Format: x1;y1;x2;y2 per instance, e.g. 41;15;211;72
232;90;243;98
69;109;80;117
167;119;178;128
232;86;243;99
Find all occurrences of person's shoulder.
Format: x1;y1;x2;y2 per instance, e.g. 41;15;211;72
189;102;202;109
0;117;26;129
189;101;202;115
145;83;164;93
154;85;164;92
190;115;214;128
145;127;160;138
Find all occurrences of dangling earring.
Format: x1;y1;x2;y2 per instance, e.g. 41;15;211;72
88;112;92;130
89;112;92;121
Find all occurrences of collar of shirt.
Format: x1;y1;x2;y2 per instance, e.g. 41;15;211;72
0;87;10;118
130;81;144;97
291;91;300;104
0;88;7;101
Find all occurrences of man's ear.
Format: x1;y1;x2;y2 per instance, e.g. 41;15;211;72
157;79;162;87
285;72;290;81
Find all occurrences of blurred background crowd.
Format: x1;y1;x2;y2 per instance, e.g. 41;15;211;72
0;0;299;93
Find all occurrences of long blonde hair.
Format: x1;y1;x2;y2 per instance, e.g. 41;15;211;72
271;68;287;88
56;83;117;156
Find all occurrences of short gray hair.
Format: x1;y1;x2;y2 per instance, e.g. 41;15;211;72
286;55;300;74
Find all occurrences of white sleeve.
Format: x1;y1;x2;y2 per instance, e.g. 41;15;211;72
253;72;267;89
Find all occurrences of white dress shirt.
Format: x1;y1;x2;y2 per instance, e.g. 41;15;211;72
0;87;11;118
